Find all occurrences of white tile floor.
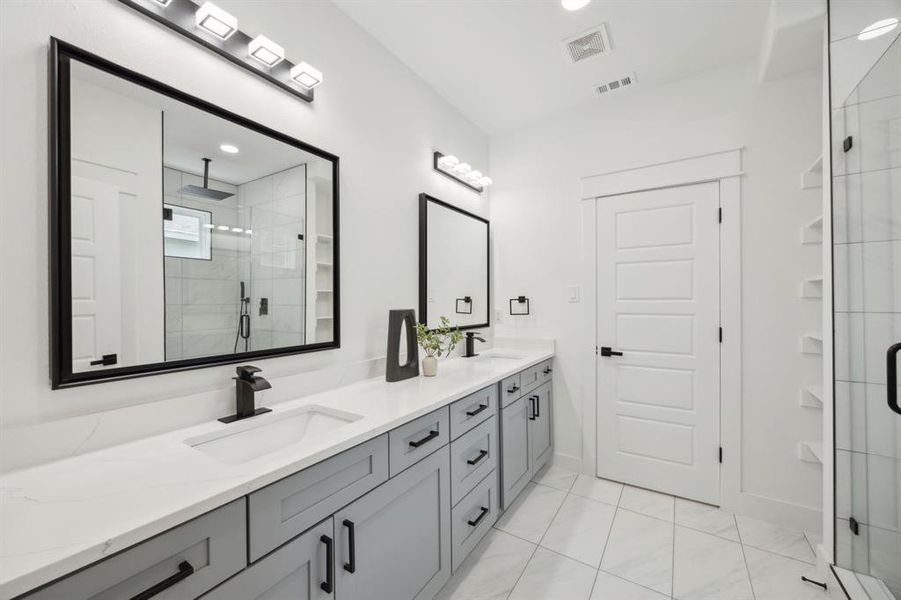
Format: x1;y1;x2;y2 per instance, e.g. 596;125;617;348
437;465;830;600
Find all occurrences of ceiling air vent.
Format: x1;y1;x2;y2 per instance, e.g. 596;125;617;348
596;72;637;96
562;24;612;64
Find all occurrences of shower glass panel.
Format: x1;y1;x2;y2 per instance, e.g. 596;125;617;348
831;4;901;595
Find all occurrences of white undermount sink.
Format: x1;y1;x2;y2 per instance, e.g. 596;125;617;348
471;353;526;362
185;405;362;465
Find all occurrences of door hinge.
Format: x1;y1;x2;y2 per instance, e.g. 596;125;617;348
718;207;722;223
719;327;723;343
719;447;723;463
849;516;860;535
595;345;598;356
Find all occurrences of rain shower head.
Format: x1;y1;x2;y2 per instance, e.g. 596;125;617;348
180;158;234;200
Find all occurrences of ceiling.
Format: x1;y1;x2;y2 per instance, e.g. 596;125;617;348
334;0;772;134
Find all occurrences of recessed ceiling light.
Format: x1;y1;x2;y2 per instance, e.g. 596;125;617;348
248;34;285;67
290;61;323;89
562;0;590;11
195;2;238;41
858;17;899;40
220;144;239;154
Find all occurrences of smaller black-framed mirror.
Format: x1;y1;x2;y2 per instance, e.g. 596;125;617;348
418;194;489;331
49;39;340;388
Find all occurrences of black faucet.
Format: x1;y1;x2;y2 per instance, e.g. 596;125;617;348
218;365;272;423
463;332;486;358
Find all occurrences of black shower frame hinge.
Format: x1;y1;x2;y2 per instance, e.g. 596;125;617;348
849;516;859;535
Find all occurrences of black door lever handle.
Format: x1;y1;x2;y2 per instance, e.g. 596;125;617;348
600;347;623;357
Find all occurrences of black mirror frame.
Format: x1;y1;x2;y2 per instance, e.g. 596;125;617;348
418;193;490;332
48;38;340;389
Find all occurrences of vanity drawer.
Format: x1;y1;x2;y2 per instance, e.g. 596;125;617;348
537;359;554;386
519;363;542;394
451;471;499;572
449;384;497;440
248;435;389;562
24;499;246;600
388;407;450;477
450;415;498;505
499;373;522;408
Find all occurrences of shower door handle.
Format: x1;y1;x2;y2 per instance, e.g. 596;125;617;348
888;343;901;415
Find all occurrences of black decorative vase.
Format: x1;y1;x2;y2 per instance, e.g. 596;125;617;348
386;309;419;382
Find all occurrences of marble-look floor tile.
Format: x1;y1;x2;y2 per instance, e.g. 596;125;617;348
508;547;596;600
672;526;753;600
570;475;624;506
674;498;739;541
495;482;567;543
435;529;535;600
600;509;674;596
531;464;578;492
736;515;815;563
619;486;675;522
540;493;617;567
743;546;829;600
591;570;669;600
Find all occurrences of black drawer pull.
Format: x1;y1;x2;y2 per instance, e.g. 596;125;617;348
466;404;488;417
506;384;520;394
543;367;552;374
129;561;194;600
467;449;489;465
343;519;356;573
409;430;439;448
468;506;490;527
320;535;334;592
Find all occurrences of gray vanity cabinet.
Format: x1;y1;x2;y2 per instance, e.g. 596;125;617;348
334;445;451;600
201;518;333;600
500;393;532;510
529;382;553;474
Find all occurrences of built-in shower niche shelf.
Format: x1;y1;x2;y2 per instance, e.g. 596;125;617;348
801;215;823;245
800;154;822;190
799;385;824;408
800;277;824;299
798;441;823;464
800;334;823;354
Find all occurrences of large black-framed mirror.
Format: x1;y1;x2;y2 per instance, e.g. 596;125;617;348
49;39;340;389
418;193;489;331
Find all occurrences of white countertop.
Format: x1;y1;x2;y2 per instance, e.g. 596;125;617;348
0;349;553;599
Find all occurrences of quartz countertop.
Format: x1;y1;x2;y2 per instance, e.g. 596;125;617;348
0;348;553;599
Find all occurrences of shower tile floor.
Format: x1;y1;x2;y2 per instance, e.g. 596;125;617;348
437;465;829;600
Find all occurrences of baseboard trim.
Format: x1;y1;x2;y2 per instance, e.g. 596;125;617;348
552;452;581;473
724;490;822;532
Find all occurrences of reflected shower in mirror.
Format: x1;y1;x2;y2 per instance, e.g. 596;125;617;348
419;194;489;330
52;40;339;387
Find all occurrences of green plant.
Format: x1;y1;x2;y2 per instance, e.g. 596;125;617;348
415;316;463;358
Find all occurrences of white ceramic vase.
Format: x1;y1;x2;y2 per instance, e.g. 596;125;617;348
422;356;438;377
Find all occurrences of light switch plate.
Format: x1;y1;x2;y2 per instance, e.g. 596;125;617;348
567;286;581;303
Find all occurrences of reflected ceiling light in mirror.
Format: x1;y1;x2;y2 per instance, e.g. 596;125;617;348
195;2;237;40
219;143;239;154
203;223;215;229
217;225;230;231
153;0;173;5
290;61;323;89
858;18;899;40
433;151;492;193
562;0;590;10
248;34;285;67
231;227;244;233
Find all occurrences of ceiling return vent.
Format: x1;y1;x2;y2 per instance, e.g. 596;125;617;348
596;72;638;95
561;24;613;64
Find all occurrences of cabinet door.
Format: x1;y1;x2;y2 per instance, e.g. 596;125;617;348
529;382;553;474
500;394;531;510
334;445;451;600
201;519;334;600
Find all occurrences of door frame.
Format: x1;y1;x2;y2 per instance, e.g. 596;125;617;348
578;149;742;510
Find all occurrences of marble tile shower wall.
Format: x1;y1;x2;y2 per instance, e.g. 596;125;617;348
831;34;901;597
238;164;307;350
164;167;244;360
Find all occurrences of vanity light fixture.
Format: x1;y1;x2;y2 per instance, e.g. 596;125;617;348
858;17;899;40
195;1;238;40
248;34;285;68
118;0;322;103
433;151;492;193
219;143;239;154
290;62;323;89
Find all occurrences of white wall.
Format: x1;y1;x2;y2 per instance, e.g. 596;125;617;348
490;62;824;530
0;0;488;469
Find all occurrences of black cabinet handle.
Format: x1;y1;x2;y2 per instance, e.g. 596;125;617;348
528;396;536;421
533;395;541;418
320;535;334;593
543;367;552;374
343;519;356;573
888;343;901;415
468;506;490;527
600;347;623;357
467;449;489;466
409;430;439;448
466;404;488;417
507;384;520;394
129;561;194;600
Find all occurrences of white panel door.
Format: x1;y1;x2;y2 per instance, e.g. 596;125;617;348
71;177;122;372
596;182;721;504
